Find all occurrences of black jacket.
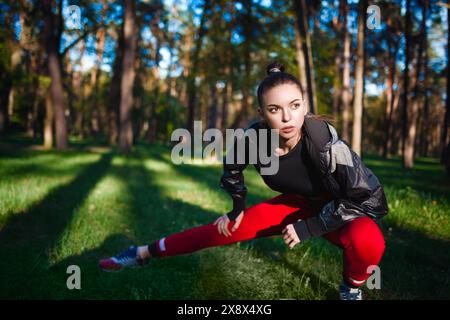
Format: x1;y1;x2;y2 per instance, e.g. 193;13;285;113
220;113;389;241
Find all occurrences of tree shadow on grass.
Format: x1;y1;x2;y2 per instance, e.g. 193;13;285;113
38;150;223;299
374;221;450;299
44;232;212;299
0;151;113;298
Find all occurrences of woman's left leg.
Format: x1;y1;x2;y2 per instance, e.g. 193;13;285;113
322;216;386;287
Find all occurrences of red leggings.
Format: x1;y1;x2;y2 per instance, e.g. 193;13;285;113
148;193;385;287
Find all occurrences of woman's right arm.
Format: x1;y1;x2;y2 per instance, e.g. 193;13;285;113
220;137;249;221
216;134;248;236
220;122;259;220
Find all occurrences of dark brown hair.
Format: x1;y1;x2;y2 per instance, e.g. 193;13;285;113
257;61;335;125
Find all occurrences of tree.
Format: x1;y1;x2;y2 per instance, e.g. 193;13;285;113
404;0;428;168
402;0;411;168
293;0;317;114
0;3;17;133
382;2;402;158
341;0;351;142
220;2;236;131
230;0;254;128
108;19;124;146
118;0;137;153
331;0;346;122
351;0;367;156
43;0;68;150
89;0;107;137
442;0;450;167
186;0;211;135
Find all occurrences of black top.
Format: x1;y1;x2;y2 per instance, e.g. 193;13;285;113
222;120;335;219
253;125;333;214
258;137;317;196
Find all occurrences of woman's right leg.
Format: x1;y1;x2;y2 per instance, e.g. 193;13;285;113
99;193;314;271
147;193;315;258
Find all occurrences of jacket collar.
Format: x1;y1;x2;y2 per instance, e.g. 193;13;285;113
302;113;338;176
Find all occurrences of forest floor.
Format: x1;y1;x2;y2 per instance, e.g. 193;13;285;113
0;133;449;299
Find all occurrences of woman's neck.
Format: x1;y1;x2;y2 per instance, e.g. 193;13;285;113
278;129;302;153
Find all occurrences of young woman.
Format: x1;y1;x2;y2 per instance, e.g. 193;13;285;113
99;62;389;300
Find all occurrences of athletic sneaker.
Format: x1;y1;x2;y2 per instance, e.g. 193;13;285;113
339;283;363;300
99;245;147;272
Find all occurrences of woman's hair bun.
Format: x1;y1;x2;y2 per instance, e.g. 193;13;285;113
266;61;285;76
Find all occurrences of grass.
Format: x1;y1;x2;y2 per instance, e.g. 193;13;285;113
0;133;449;299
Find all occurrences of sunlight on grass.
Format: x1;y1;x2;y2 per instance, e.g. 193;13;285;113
49;174;135;264
0;153;101;226
383;185;450;239
142;158;227;215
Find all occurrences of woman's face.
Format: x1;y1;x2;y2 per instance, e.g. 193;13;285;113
258;83;307;141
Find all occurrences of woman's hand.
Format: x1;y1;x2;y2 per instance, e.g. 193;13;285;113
282;224;301;249
213;211;244;237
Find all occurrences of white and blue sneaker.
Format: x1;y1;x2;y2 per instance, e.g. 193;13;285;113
339;283;363;300
99;245;146;272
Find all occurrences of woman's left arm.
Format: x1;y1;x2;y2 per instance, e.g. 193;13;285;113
292;135;389;242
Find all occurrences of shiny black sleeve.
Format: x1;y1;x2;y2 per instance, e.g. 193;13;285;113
220;123;258;220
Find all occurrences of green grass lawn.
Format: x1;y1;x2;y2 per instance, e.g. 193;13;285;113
0;134;449;299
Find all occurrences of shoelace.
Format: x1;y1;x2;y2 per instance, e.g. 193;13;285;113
114;248;137;265
341;289;362;300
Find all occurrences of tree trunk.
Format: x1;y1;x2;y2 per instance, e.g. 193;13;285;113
229;1;254;129
90;2;107;137
420;31;430;157
442;1;450;165
304;0;318;113
146;13;163;144
18;5;37;138
221;64;232;131
331;1;345;121
389;80;402;156
108;24;124;145
118;0;137;153
404;0;427;168
221;2;234;131
341;0;351;142
351;0;366;156
383;55;400;158
208;83;218;129
383;13;400;159
180;29;193;108
293;0;317;114
186;0;210;134
27;61;40;138
294;22;308;103
43;0;68;150
132;35;144;144
230;20;252;128
44;88;54;149
48;51;68;149
0;6;18;133
401;0;411;168
0;76;12;133
4;41;22;133
72;41;86;138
